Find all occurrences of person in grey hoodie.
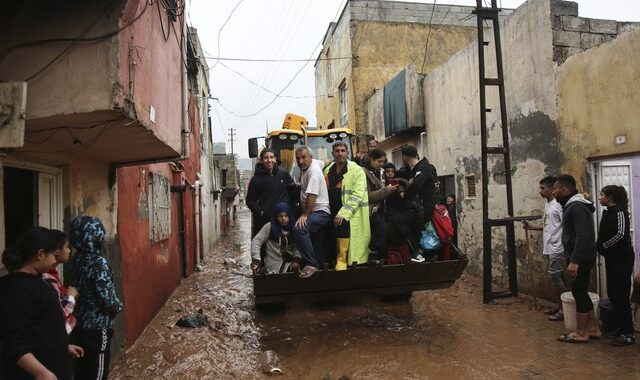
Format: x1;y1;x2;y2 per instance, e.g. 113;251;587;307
554;174;601;343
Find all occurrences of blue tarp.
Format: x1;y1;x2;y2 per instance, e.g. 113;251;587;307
383;70;406;137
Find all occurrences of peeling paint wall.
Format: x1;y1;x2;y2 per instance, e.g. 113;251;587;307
421;0;638;299
63;157;127;356
557;28;640;185
423;0;562;298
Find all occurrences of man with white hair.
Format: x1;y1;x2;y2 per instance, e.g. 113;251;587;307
293;146;331;278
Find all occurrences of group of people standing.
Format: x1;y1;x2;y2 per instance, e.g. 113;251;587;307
525;174;636;346
0;216;122;379
247;140;448;279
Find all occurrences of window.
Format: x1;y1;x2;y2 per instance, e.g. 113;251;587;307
148;172;171;242
465;175;477;198
339;80;348;126
391;147;403;167
222;168;228;187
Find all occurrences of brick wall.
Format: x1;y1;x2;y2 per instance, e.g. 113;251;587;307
551;0;639;64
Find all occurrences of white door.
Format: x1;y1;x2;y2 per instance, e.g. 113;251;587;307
598;162;633;241
38;172;61;229
593;160;634;299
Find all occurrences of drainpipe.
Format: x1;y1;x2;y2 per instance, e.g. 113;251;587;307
194;172;203;271
180;13;190;159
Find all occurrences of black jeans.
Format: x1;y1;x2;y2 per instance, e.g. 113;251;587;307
571;259;595;313
386;209;418;250
369;212;386;259
605;252;635;334
72;327;114;380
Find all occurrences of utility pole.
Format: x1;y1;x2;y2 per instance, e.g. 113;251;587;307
228;127;236;155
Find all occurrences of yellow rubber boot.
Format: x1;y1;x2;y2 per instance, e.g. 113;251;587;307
335;238;350;271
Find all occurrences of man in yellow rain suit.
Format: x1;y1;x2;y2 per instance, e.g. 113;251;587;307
324;141;371;270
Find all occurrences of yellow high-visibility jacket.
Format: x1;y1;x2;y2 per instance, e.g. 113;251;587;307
324;160;371;264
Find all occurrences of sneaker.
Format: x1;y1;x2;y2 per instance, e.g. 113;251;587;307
611;333;636;346
411;253;426;263
548;310;564;321
544;308;560;316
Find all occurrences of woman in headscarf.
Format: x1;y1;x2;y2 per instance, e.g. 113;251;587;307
250;202;301;274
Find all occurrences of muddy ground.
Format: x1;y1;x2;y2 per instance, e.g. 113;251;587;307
111;209;640;379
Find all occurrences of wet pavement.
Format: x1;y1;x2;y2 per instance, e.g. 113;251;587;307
111;208;640;379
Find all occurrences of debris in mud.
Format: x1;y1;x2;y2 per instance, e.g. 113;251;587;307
175;313;209;328
223;257;237;266
261;350;282;375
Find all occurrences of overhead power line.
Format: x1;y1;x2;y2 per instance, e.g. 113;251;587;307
204;56;352;62
209;0;246;70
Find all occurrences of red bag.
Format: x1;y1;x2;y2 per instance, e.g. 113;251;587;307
386;242;410;265
432;204;454;260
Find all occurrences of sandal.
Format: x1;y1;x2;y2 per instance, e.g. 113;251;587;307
298;266;317;279
557;333;588;343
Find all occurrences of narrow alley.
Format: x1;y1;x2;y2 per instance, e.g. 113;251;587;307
110;208;640;379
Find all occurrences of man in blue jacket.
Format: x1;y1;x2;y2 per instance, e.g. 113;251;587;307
554;175;601;343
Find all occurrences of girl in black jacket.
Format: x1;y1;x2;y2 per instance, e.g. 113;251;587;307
246;148;296;238
597;185;635;346
0;227;84;379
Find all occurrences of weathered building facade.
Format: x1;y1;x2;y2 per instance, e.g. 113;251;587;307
366;0;639;299
323;0;639;300
0;0;223;357
314;0;498;153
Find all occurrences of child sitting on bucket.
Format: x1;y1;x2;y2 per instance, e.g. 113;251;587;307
250;202;302;274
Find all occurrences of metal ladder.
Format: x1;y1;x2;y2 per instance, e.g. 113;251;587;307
473;1;518;303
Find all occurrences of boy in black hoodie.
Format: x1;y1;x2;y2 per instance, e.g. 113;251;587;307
554;174;601;343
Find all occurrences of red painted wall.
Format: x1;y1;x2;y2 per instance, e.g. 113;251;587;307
118;0;183;152
116;94;202;346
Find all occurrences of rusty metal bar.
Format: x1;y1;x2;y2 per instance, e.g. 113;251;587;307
474;0;517;303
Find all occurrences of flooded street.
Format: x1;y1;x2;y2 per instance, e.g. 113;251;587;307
111;208;640;379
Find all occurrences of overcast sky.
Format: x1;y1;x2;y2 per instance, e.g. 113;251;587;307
187;0;640;158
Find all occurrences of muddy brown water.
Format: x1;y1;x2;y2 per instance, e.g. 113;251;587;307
111;209;640;379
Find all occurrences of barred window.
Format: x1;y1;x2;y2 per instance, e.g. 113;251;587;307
466;175;477;198
148;172;171;242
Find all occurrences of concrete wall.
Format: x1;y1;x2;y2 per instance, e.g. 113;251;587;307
0;0;183;155
557;27;640;184
0;1;117;118
421;0;639;298
422;0;562;297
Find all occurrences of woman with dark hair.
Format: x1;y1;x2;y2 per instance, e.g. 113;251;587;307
363;148;398;261
597;185;635;346
0;227;83;380
246;148;296;238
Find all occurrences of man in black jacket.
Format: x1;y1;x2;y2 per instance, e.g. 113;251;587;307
554;174;601;343
386;145;438;263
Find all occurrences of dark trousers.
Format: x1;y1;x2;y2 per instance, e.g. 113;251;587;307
606;253;635;334
293;211;331;268
386;209;418;250
72;327;113;380
571;259;595;313
369;212;386;259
